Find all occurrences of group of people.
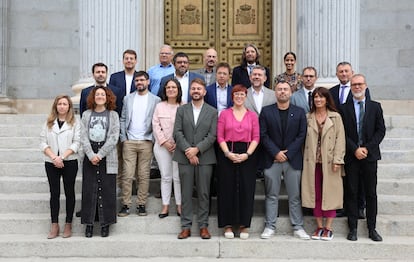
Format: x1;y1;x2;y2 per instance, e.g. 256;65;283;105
40;44;385;243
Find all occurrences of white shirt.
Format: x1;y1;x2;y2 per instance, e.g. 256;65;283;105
192;102;203;125
302;87;315;106
125;74;134;95
216;84;228;115
127;92;148;140
252;86;264;114
175;71;189;103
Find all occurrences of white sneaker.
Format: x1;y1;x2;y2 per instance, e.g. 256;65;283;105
293;229;310;240
260;228;275;239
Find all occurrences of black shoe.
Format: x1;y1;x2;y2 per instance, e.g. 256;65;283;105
256;170;264;179
75;210;81;217
158;212;169;219
118;205;130;217
137;205;147;216
85;225;93;238
155;190;161;199
369;229;383;242
358;208;366;219
101;225;109;237
347;229;357;241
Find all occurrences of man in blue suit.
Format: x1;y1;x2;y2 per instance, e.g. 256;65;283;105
109;49;138;106
204;62;233;114
157;52;204;103
290;66;318;114
259;81;310;240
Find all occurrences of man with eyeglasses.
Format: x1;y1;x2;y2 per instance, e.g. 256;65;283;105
291;66;318;113
148;45;175;95
158;52;205;103
339;74;385;242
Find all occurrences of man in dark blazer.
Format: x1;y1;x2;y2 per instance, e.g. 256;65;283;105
79;62;123;117
204;62;233;114
158;52;204;103
108;49;138;104
192;48;217;86
259;81;310;240
231;43;271;89
340;74;385;242
173;78;217;240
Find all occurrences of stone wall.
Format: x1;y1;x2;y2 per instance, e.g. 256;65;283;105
7;0;79;99
360;0;414;99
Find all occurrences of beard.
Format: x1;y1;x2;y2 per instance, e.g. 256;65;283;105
352;90;365;99
136;85;147;93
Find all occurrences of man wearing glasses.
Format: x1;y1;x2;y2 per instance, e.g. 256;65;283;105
290;66;318;113
148;45;175;95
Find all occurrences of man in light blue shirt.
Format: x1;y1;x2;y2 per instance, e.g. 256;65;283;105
148;45;175;95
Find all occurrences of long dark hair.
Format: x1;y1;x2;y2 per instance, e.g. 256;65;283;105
310;87;338;113
161;79;182;104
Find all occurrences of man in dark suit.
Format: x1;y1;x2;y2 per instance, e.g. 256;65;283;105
340;74;385;242
330;61;370;219
192;48;217;86
173;78;217;240
158;52;205;103
231;43;271;89
204;62;233;114
109;49;138;102
79;63;123;117
259;81;310;240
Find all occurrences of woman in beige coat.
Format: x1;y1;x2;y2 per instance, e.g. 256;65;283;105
302;87;345;241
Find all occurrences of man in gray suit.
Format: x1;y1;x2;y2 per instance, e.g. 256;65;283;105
244;65;276;116
173;78;218;240
192;48;218;86
290;66;318;113
118;71;161;217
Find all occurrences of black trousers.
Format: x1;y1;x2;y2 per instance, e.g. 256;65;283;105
344;159;378;231
45;160;78;223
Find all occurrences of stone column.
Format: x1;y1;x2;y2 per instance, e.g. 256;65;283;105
144;1;165;70
72;0;145;104
0;0;7;96
296;0;360;86
272;0;297;80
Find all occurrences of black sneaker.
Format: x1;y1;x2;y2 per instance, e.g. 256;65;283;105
137;205;147;216
118;205;130;217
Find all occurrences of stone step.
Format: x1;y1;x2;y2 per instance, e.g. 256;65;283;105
1;162;412;179
0;212;412;237
0;233;413;260
1;193;413;216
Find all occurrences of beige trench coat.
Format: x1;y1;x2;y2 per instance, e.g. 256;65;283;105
301;110;346;211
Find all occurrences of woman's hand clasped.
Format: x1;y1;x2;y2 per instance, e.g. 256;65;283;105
227;152;249;164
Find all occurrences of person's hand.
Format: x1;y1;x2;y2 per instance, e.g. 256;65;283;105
53;156;64;168
189;155;199;166
163;141;176;152
185;147;199;159
91;155;101;165
332;164;341;172
274;150;288;162
355;147;368;160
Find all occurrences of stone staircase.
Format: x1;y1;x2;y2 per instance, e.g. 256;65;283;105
0;113;413;260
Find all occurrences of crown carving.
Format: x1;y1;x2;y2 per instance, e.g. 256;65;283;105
184;4;196;11
240;4;252;11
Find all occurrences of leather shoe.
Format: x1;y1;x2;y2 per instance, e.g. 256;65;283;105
369;229;383;242
200;227;211;239
85;225;93;238
158;212;169;219
358;208;366;219
336;209;346;217
177;229;191;239
101;225;109;237
347;229;357;241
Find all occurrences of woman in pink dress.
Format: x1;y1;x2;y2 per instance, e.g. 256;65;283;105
216;85;260;239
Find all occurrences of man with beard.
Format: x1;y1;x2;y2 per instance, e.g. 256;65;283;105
158;52;205;103
173;78;217;239
192;48;218;86
118;71;161;217
231;43;271;89
340;74;385;242
259;81;310;240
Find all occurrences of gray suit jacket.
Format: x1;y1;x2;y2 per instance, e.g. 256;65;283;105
192;68;216;86
290;88;311;113
245;86;276;116
120;91;161;142
173;102;217;165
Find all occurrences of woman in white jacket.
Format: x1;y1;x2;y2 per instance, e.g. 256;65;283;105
40;95;80;239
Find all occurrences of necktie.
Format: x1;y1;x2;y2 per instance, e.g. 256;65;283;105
358;101;365;145
339;85;347;104
308;91;312;110
247;65;254;75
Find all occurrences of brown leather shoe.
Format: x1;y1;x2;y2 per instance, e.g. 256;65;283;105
200;227;211;239
177;229;191;239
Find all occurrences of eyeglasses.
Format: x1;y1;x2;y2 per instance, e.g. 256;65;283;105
175;61;188;64
233;93;246;97
351;83;366;87
303;75;315;78
160;52;172;55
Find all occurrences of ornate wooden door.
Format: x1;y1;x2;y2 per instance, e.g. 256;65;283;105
164;0;272;74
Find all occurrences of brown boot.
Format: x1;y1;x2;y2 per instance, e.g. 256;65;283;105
62;223;72;238
47;223;59;239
